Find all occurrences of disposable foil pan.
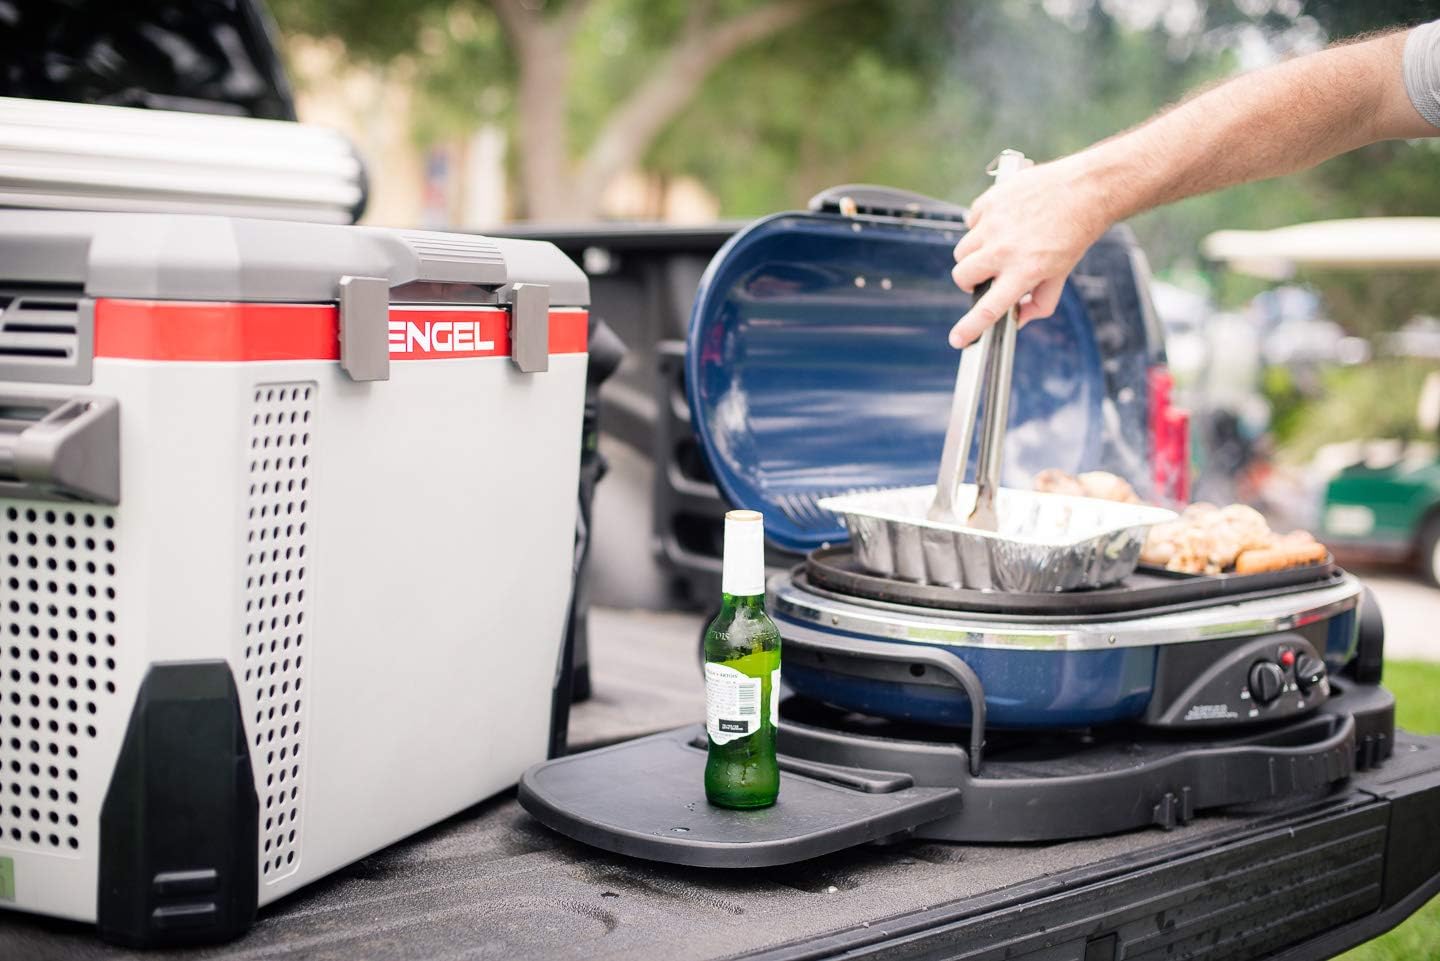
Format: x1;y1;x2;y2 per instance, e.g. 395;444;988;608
818;485;1178;592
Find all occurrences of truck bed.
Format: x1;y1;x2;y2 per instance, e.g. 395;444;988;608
4;607;1438;961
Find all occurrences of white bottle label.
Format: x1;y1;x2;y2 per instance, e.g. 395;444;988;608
706;663;762;745
770;668;781;728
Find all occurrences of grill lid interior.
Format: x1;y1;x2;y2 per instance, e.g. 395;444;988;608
684;205;1110;553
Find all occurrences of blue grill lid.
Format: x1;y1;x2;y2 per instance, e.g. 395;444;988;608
685;208;1107;554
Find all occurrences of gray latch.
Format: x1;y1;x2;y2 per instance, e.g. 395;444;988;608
510;283;550;374
338;275;391;382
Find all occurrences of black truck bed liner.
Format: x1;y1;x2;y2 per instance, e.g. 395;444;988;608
3;608;1437;961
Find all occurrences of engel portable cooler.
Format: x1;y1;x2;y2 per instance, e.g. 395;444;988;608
0;210;589;945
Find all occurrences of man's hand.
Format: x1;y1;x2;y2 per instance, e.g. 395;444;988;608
948;157;1112;348
945;26;1432;350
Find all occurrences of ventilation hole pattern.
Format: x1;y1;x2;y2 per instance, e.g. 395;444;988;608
241;383;315;881
0;503;118;853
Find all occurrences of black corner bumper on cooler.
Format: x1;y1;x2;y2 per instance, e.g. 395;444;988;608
98;661;258;948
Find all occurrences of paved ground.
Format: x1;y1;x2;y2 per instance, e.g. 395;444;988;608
570;606;706;750
1348;565;1440;662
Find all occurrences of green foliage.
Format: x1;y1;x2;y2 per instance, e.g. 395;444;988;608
269;0;447;61
1338;658;1440;961
1305;265;1440;342
406;6;514;145
646;8;944;213
1304;0;1439;36
1385;659;1440;735
1269;359;1435;462
648;2;1224;217
563;0;943;164
1343;872;1440;959
1261;365;1308;449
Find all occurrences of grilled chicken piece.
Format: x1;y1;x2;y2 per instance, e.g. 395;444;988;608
1034;468;1140;503
1031;470;1326;574
1077;471;1141;504
1234;530;1327;574
1033;468;1087;498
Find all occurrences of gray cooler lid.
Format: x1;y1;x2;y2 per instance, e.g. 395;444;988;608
0;209;588;306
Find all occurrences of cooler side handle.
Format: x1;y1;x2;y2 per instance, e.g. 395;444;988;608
0;394;120;504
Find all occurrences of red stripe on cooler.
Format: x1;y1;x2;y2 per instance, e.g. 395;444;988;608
93;300;588;362
94;300;338;362
548;309;588;355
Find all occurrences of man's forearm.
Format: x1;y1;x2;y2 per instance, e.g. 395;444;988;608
1069;30;1430;224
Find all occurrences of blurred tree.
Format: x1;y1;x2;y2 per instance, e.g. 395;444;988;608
497;0;854;219
267;0;451;60
648;2;1240;226
274;0;880;219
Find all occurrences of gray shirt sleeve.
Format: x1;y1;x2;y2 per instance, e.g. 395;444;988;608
1404;20;1440;129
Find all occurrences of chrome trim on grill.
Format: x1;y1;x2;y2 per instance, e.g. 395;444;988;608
769;572;1363;652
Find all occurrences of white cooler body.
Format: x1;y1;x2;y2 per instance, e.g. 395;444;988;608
0;211;589;945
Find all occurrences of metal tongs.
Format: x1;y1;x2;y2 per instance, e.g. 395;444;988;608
927;149;1034;531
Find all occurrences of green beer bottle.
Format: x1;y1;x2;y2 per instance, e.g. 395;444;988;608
704;509;781;809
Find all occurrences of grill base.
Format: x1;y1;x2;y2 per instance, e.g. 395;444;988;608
775;681;1393;842
517;683;1395;865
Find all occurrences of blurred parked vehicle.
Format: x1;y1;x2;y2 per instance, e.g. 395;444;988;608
1148;279;1209;389
1321;371;1440;585
1250;285;1371;368
1205;219;1440;585
1383;314;1440;359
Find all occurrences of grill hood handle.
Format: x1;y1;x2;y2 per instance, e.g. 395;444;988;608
781;624;987;776
808;184;969;223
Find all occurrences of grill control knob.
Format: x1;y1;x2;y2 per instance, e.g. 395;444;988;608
1294;654;1327;694
1248;661;1285;705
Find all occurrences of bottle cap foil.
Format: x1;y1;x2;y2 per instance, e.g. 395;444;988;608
722;509;765;596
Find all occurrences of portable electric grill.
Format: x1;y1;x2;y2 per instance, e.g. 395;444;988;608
519;185;1395;866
